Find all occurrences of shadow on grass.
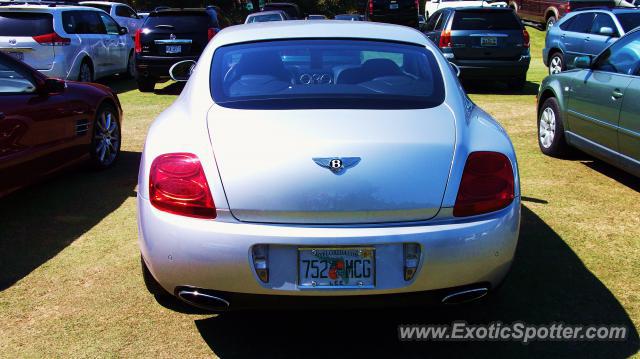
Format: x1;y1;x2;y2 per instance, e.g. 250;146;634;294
193;206;639;358
555;149;639;192
155;82;185;96
0;151;140;291
463;80;540;96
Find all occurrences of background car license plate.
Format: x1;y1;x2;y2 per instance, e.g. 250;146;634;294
298;247;375;288
481;37;497;46
389;3;399;9
6;51;24;61
165;45;181;54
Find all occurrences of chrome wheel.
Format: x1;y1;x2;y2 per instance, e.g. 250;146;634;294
94;110;120;167
539;107;556;149
79;62;92;82
549;55;563;75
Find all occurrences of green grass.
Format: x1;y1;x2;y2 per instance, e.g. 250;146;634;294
0;28;638;358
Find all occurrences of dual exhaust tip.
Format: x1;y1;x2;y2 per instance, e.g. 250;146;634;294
176;286;489;312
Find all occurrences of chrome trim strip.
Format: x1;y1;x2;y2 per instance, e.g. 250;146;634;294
568;109;619;131
619;126;640;140
469;33;509;37
154;39;192;44
441;287;488;304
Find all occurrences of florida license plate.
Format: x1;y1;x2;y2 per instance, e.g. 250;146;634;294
298;247;375;289
481;36;497;46
165;45;181;54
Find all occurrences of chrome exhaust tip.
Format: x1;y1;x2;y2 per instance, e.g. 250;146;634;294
177;289;230;312
441;287;489;304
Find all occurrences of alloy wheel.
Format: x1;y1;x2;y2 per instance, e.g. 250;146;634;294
79;63;92;82
94;110;120;167
539;107;556;149
550;56;563;75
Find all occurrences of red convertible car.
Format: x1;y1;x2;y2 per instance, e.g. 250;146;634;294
0;52;122;197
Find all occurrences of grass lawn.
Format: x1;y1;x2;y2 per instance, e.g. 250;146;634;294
0;28;638;358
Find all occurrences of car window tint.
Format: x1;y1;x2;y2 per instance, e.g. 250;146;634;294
590;13;618;36
424;12;440;31
0;12;53;36
567;13;595;33
62;11;106;34
434;11;447;30
116;5;136;18
617;13;640;33
82;4;112;13
249;14;283;22
0;59;36;94
451;10;521;30
559;16;575;31
596;31;640;75
210;39;445;110
100;13;120;35
146;12;213;30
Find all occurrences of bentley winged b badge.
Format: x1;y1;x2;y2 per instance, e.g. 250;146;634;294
313;157;361;175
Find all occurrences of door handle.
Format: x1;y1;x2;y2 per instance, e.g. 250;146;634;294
612;89;624;99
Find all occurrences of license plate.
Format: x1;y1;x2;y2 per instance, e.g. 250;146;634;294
5;51;24;61
298;247;375;289
165;45;181;54
481;37;497;47
389;3;399;9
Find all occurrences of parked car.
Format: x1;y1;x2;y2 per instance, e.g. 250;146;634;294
245;10;288;23
424;0;507;19
0;4;135;82
424;7;530;89
365;0;420;28
138;21;521;311
0;51;122;197
79;1;144;36
334;13;363;20
307;14;328;19
537;28;640;176
134;8;226;92
261;2;302;19
543;8;640;74
509;0;616;30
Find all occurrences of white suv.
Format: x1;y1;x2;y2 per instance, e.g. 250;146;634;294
0;4;135;82
79;1;144;36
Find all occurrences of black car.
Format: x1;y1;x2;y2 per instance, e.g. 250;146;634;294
134;8;228;92
261;2;302;19
424;7;531;90
364;0;419;28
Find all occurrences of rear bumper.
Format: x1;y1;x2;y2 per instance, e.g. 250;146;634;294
135;55;198;79
138;195;521;301
450;55;531;80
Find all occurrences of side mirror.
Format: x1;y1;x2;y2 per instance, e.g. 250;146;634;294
119;26;128;35
41;78;66;95
574;56;591;69
170;60;197;81
449;61;460;77
599;26;614;36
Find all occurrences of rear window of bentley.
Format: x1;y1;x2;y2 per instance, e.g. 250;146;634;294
210;39;445;110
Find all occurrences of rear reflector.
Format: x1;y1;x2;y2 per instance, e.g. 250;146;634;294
33;32;70;46
149;153;216;219
453;152;515;217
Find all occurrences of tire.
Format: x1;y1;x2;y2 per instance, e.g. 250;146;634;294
546;15;557;30
507;75;526;91
122;51;135;79
137;77;156;92
538;97;568;157
78;60;93;82
548;51;565;75
141;256;171;297
89;104;121;169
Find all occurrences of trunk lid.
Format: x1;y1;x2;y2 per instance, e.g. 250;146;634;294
207;106;457;224
450;9;525;60
0;11;55;70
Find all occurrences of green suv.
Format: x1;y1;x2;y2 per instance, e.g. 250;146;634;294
537;28;640;177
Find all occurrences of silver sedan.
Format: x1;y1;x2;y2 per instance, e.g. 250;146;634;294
137;21;521;311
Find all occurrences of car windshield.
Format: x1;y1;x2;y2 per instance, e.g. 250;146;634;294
616;13;640;33
210;39;445;110
249;13;282;22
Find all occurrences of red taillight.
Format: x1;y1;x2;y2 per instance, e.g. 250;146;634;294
33;32;70;46
207;28;218;41
415;0;419;12
453;152;515;217
369;0;373;15
149;153;216;219
439;30;452;48
134;29;142;53
523;29;530;48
